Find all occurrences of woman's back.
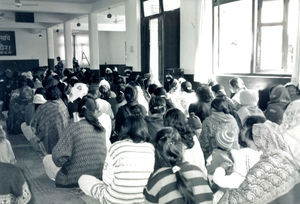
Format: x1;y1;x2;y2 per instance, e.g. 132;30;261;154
144;162;212;204
52;119;107;187
35;99;70;153
100;139;155;203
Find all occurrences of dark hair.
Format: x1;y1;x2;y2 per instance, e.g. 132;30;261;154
88;84;99;98
211;84;224;94
211;98;230;114
229;77;239;88
239;115;266;147
45;86;61;100
35;87;46;98
164;108;194;149
196;86;213;103
99;85;111;100
78;95;104;132
154;87;167;97
124;85;138;103
156;127;195;204
119;116;150;143
149;96;166;114
148;84;159;95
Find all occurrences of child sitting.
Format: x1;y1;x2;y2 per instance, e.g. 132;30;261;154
206;128;235;192
212;116;264;203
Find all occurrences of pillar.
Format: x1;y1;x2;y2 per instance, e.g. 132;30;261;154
46;28;55;68
64;21;73;68
88;13;100;70
125;0;141;72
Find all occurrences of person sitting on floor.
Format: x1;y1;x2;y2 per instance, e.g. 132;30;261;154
145;96;167;143
189;85;214;123
143;127;213;204
78;116;155;203
264;84;291;124
0;124;16;164
33;85;70;154
0;162;32;204
200;97;240;160
163;108;207;178
43;96;107;188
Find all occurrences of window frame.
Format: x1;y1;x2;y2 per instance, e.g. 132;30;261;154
213;0;291;76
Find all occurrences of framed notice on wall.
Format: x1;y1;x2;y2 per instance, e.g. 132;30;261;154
0;31;16;56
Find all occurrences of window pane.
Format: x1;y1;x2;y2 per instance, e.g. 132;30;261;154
163;0;180;12
216;0;252;74
261;0;283;23
143;0;160;17
259;26;283;72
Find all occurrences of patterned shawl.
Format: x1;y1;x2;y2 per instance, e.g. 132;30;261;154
218;120;300;204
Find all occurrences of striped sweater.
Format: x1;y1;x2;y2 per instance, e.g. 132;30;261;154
90;139;155;203
143;163;213;204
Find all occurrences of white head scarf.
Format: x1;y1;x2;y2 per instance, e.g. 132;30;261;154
281;100;300;167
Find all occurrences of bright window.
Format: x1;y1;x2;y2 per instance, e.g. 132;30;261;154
143;0;160;17
214;0;297;75
163;0;180;12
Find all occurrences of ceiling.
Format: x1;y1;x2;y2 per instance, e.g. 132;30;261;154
0;0;126;31
29;0;99;3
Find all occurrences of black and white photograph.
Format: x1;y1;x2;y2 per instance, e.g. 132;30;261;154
0;0;300;203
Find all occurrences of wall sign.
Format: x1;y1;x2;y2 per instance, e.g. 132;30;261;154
0;31;16;56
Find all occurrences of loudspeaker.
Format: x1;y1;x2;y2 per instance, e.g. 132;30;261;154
15;12;34;23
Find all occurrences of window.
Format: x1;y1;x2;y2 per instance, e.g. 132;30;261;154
163;0;180;12
142;0;180;18
143;0;160;17
213;0;298;75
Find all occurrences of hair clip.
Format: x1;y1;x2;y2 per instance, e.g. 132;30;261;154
172;165;181;173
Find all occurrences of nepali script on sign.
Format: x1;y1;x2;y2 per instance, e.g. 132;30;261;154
0;31;16;56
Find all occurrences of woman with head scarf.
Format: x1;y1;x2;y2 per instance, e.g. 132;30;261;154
264;84;291;124
219;101;300;203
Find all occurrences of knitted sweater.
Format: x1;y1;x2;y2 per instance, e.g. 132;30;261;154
0;162;31;204
200;112;239;159
144;162;213;204
52;119;107;187
89;139;155;203
33;99;70;154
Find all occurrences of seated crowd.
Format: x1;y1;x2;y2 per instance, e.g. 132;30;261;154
0;66;300;204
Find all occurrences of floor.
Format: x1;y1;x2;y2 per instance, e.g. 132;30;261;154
1;116;98;204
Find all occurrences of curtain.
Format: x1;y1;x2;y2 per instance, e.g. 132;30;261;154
193;0;214;84
291;1;300;88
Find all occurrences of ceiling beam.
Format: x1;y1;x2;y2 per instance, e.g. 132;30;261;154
0;21;47;29
0;0;92;14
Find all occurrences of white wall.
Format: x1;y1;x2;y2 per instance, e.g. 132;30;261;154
0;29;48;66
99;31;126;64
